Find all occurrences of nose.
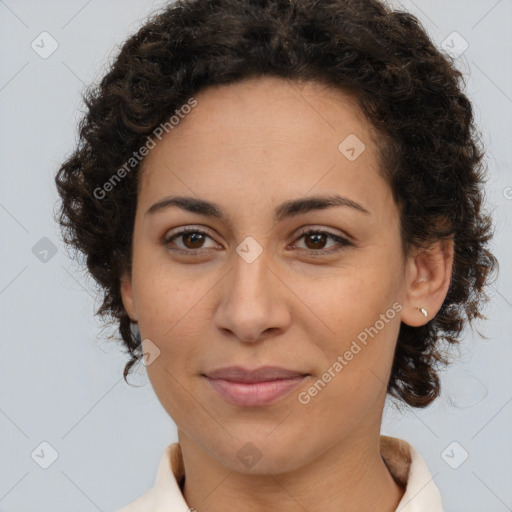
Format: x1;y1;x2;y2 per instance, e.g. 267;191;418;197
213;248;291;343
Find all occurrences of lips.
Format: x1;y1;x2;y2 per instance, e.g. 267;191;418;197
204;365;309;383
203;366;310;407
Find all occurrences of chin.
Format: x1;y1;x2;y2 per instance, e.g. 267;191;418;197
210;432;309;475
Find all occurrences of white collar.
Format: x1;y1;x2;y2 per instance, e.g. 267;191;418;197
116;435;443;511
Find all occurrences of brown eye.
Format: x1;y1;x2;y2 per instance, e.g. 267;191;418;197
293;229;352;255
163;228;217;253
303;232;328;250
163;227;352;256
181;232;206;249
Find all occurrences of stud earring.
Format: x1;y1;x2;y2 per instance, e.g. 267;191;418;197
416;307;428;317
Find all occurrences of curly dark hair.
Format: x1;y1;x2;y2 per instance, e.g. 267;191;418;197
54;0;497;408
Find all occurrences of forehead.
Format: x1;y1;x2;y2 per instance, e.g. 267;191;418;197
137;76;389;220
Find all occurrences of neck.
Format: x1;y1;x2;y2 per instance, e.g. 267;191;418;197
178;427;405;512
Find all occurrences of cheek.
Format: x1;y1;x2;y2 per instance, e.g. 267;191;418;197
132;249;206;340
295;316;400;446
145;361;204;431
135;277;205;370
294;263;402;407
141;314;206;427
293;263;401;352
131;258;214;417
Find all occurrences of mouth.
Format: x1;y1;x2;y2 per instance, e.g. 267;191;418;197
202;366;310;407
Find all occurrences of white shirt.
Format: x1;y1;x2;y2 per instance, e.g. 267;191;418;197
116;435;443;511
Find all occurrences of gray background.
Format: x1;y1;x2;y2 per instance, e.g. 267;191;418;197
0;1;511;511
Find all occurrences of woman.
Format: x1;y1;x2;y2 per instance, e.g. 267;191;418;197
54;0;497;510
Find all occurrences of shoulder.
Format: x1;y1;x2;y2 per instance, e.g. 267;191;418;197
114;443;186;512
380;435;444;512
115;489;155;512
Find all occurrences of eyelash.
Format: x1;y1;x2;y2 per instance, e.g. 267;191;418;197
163;227;353;256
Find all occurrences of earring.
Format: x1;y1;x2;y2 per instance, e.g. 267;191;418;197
416;307;428;317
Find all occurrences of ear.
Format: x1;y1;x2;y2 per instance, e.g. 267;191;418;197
401;237;454;327
120;270;138;322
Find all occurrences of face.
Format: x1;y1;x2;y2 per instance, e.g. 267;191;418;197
121;76;417;474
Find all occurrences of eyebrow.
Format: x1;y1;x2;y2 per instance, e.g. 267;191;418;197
145;193;371;224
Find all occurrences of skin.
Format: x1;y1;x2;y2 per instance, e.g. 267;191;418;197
120;76;454;512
